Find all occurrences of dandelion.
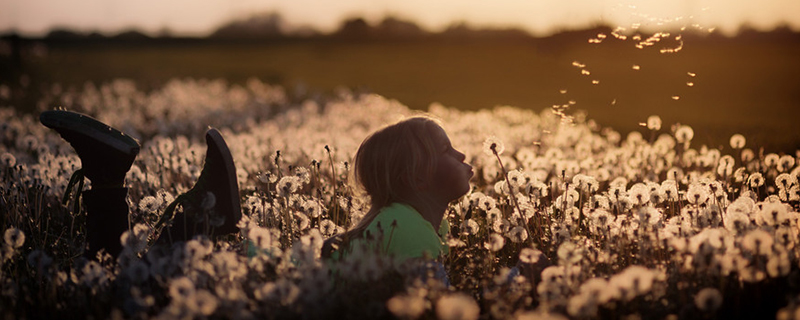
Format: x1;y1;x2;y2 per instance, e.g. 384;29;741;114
276;176;301;197
319;219;338;237
4;227;25;249
81;260;109;286
610;265;657;301
508;226;528;243
730;134;746;149
557;241;582;264
293;166;311;184
387;294;426;320
628;183;650;205
778;155;796;172
483;136;505;156
120;226;149;254
646;115;662;131
261;279;300;305
492;218;511;233
436;293;480;320
300;199;322;218
766;249;791;277
0;152;16;168
675;125;694;144
294;211;310;230
764;153;780;167
138;195;161;214
775;173;798;190
248;226;272;250
741;229;773;254
125;259;150;283
758;202;790;226
748;173;765;188
484;233;505;252
686;183;710;205
462;219;479;236
694;288;723;312
27;250;53;273
519;247;542;264
169;277;196;303
189;289;218;316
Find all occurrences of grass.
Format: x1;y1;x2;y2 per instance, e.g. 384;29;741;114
2;76;800;319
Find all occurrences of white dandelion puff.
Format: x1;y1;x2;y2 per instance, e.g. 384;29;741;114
484;233;505;252
4;227;25;249
694;288;723;312
436;293;480;320
675;125;694;143
483;136;505;156
646;115;662;131
730;134;746;149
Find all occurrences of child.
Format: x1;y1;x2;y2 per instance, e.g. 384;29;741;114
40;110;241;258
323;116;473;268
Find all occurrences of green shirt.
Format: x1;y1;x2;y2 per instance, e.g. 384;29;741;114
359;203;450;260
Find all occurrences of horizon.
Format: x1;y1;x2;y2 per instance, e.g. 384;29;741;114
2;0;800;38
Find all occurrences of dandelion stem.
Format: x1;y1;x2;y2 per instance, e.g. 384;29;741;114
325;145;340;226
492;149;538;249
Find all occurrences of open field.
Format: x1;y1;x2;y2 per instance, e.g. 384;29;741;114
2;80;800;319
3;28;800;152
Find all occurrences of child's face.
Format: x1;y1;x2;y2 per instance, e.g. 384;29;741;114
427;124;473;204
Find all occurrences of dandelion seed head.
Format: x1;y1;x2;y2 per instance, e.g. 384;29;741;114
387;294;426;320
436;293;480;320
277;176;301;197
248;226;272;250
748;173;765;188
646;115;662;131
741;229;774;254
765;153;780;167
694;288;723;312
675;125;694;143
0;152;16;168
519;247;542;264
483;136;505;156
509;225;528;243
485;233;505;252
4;227;25;249
462;219;479;236
27;250;53;273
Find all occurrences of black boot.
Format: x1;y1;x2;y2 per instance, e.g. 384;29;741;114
159;128;241;242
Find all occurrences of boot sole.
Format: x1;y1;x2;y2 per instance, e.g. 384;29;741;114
40;110;140;156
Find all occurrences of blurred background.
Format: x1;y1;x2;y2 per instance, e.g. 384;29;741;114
1;0;799;152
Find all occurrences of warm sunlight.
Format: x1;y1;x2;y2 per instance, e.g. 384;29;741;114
1;0;799;36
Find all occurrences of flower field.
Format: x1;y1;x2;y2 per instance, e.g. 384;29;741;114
2;78;800;319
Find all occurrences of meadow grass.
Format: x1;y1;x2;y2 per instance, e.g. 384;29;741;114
2;78;800;319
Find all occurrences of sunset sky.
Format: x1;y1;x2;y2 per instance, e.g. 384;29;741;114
1;0;799;37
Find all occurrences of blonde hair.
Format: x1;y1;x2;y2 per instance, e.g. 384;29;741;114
345;116;443;241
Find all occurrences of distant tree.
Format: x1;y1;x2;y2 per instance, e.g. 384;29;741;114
86;32;107;40
113;30;151;41
45;28;85;40
335;17;373;39
440;22;530;40
211;12;286;39
375;17;426;38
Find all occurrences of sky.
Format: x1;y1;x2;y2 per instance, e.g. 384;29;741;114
1;0;799;37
